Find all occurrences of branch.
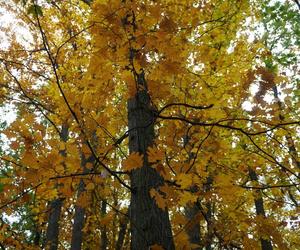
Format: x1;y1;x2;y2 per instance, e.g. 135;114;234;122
3;64;61;135
156;113;299;136
55;23;95;61
293;0;300;10
34;7;132;191
157;103;213;114
0;183;42;211
240;183;300;190
185;126;214;174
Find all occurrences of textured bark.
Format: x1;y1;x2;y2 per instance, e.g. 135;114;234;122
45;198;63;250
249;168;273;250
71;179;86;250
204;176;213;250
100;200;108;250
45;125;68;250
183;137;201;249
33;224;41;246
184;205;201;249
205;202;213;250
128;85;175;249
71;152;95;250
116;216;128;250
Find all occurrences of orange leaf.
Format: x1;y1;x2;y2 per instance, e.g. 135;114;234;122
150;188;167;211
147;146;164;163
150;244;164;250
122;152;143;171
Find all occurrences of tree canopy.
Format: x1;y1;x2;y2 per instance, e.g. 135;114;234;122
0;0;299;249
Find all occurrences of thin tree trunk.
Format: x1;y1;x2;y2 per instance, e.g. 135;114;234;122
71;153;95;250
45;198;64;250
45;125;68;250
33;224;41;246
100;200;108;250
185;204;201;249
116;215;128;250
248;168;273;250
184;142;201;249
127;74;175;249
204;175;213;250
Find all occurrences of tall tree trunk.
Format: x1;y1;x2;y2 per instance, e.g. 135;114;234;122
183;132;215;249
248;168;273;250
204;175;213;250
71;153;95;250
127;76;175;249
185;204;201;249
100;200;108;250
205;202;213;250
184;144;201;249
70;179;86;250
45;125;68;250
45;198;63;250
116;215;128;250
33;223;41;246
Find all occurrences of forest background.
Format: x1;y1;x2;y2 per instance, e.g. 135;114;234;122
0;0;299;249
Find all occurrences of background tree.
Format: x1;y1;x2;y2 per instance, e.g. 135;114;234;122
0;0;299;249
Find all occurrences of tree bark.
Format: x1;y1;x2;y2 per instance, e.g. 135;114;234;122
248;168;273;250
204;175;213;250
33;224;41;246
184;150;201;249
71;152;95;250
45;125;68;250
45;198;64;250
185;204;201;249
100;200;108;250
70;179;86;250
116;215;128;250
127;79;175;249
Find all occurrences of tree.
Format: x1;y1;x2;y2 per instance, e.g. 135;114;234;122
0;0;299;249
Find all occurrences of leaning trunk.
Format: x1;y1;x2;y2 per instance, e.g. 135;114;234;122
127;83;175;249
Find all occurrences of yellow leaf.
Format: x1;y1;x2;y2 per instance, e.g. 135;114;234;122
122;152;143;171
59;142;65;151
150;188;167;211
175;231;190;249
176;173;193;189
55;164;64;173
86;182;95;191
191;243;202;249
178;191;198;206
147;146;164;163
82;144;90;155
76;193;89;208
